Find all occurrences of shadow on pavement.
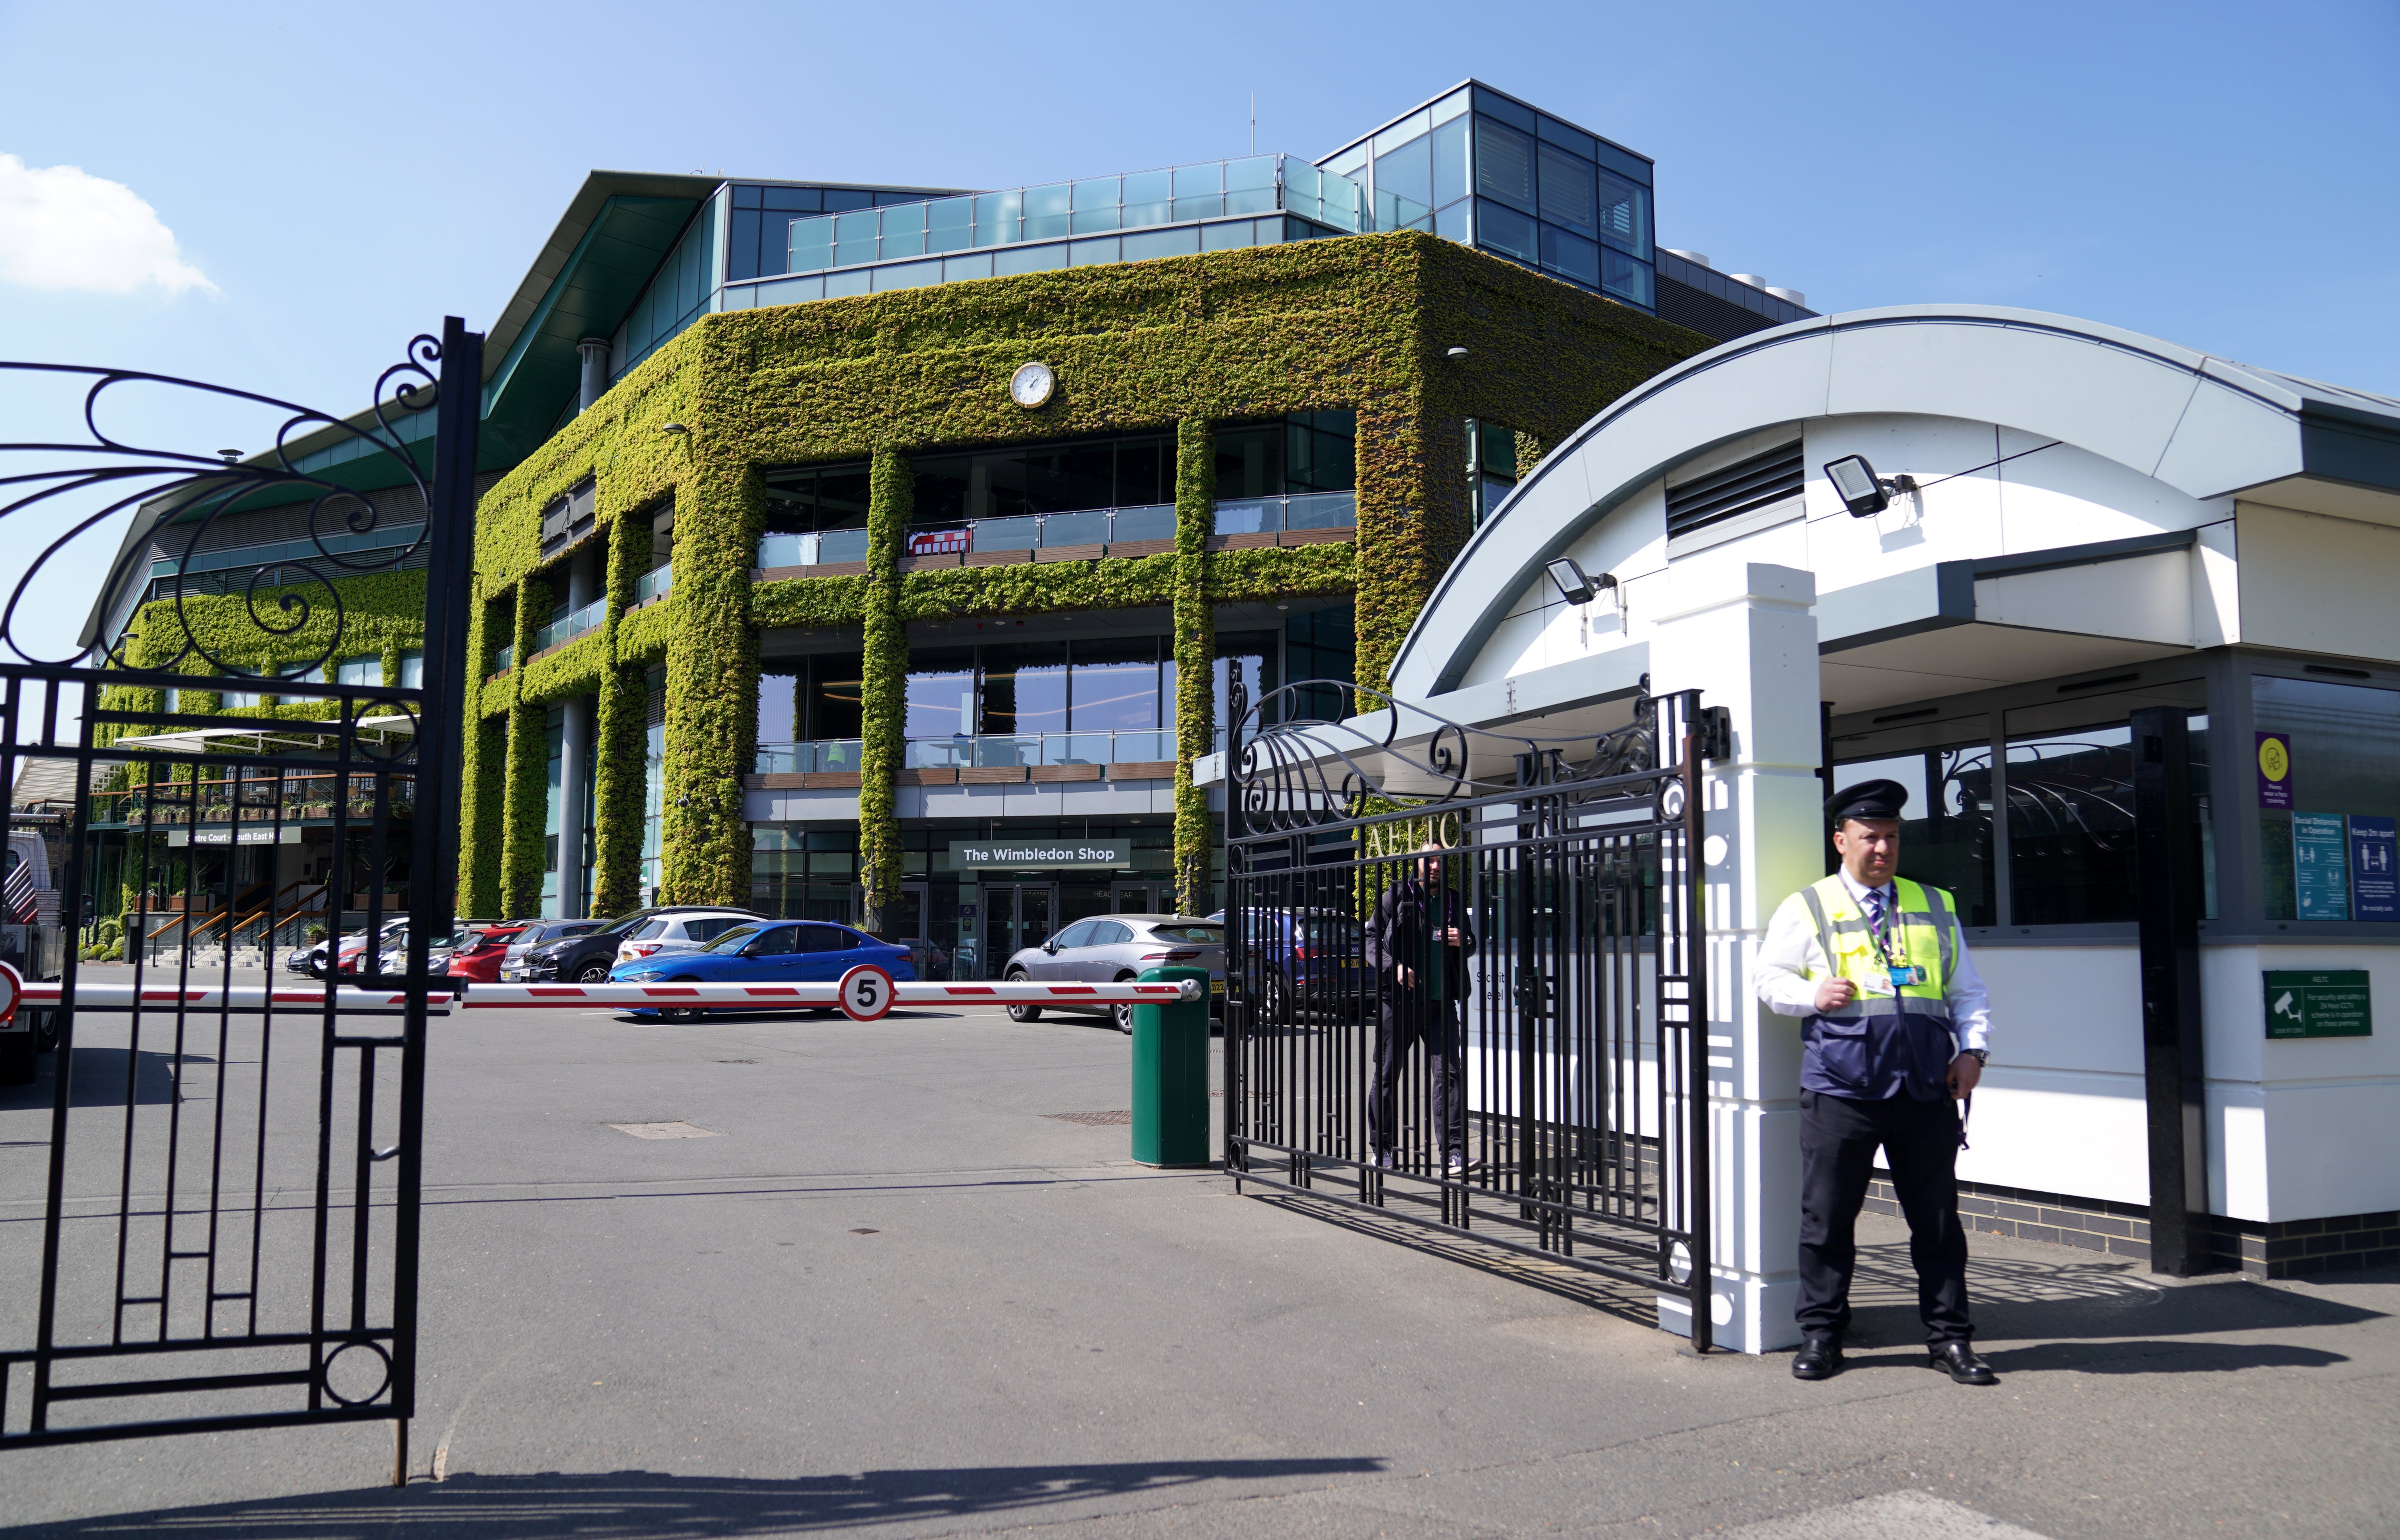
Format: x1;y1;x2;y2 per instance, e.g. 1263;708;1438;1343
0;1046;199;1113
0;1459;1388;1538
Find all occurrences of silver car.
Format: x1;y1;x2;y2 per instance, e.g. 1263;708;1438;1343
614;910;766;967
1002;913;1225;1033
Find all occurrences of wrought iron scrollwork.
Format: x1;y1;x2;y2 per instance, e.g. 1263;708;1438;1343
1227;674;1666;833
0;337;444;679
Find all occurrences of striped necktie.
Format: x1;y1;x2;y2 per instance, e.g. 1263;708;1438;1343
1863;887;1889;953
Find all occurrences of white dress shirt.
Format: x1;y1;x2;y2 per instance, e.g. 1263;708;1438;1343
1752;868;1991;1055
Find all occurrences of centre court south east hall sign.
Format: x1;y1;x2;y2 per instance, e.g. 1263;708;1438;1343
950;840;1134;869
2265;971;2373;1039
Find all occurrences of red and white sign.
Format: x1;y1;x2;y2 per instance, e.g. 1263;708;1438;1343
908;528;970;556
0;959;19;1025
837;964;896;1022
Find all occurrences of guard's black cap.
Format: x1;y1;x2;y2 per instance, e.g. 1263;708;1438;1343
1827;779;1909;826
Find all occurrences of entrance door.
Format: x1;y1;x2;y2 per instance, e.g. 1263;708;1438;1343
1112;879;1178;915
980;883;1058;979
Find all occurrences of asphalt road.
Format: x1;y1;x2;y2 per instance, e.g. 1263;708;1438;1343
0;999;2393;1538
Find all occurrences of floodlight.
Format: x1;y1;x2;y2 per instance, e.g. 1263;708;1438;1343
1546;558;1618;607
1823;455;1919;517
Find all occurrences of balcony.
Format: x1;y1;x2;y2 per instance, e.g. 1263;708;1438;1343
753;730;1179;785
634;563;672;605
532;597;607;655
757;492;1354;573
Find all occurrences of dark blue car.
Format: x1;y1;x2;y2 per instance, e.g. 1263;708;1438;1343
1231;907;1370;1021
613;920;917;1019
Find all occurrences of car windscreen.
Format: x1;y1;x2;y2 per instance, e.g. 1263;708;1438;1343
700;923;766;953
1148;924;1223;944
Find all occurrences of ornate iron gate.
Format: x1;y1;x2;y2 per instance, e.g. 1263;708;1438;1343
0;320;481;1468
1224;678;1719;1348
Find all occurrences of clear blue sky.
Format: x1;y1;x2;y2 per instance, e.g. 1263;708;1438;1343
0;0;2394;660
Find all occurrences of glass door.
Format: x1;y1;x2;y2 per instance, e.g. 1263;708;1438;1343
980;883;1057;978
1111;879;1176;914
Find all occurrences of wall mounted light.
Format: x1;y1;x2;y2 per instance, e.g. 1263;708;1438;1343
1823;454;1918;517
660;422;690;435
1546;557;1618;607
1445;346;1470;360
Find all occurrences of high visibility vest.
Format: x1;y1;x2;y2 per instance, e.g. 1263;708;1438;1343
1794;875;1962;1099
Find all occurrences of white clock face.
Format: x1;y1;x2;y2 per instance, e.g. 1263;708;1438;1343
1010;361;1054;408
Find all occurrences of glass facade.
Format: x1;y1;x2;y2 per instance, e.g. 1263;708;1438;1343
2255;674;2400;923
1320;84;1655;310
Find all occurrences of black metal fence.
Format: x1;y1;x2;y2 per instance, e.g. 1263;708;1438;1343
1224;679;1718;1348
0;321;480;1472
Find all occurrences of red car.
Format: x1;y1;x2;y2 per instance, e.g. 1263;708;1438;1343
445;922;529;983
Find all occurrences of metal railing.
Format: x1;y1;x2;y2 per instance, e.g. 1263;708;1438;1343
635;563;672;604
532;596;607;653
758;492;1355;571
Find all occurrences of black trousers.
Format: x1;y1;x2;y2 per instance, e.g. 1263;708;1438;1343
1368;992;1464;1158
1796;1087;1972;1345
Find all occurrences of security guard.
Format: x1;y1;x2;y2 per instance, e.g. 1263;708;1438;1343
1753;779;1998;1385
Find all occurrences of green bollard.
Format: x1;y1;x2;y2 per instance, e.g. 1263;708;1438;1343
1131;965;1211;1167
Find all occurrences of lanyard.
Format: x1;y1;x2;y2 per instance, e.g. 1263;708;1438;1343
1860;886;1910;971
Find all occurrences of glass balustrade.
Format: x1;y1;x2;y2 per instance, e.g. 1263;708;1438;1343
757;494;1354;571
785;155;1427;276
755;729;1176;775
532;597;608;653
635;563;672;604
492;644;514;673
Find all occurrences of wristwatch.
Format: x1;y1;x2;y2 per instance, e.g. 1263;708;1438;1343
1964;1049;1990;1065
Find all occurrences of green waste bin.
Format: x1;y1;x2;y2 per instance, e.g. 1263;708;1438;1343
1131;966;1211;1167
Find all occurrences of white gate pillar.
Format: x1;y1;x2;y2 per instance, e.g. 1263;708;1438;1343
1649;560;1822;1354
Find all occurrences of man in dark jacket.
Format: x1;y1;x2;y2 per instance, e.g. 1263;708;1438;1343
1364;839;1478;1174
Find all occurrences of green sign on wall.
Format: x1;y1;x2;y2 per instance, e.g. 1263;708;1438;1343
2264;970;2373;1039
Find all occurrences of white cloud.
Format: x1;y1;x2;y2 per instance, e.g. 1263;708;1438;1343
0;153;215;296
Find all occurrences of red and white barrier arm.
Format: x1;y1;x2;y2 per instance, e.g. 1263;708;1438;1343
20;977;1205;1013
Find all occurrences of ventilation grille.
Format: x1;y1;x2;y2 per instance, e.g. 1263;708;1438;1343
1665;441;1804;539
1656;274;1783;344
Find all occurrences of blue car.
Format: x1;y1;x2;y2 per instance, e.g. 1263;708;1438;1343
612;919;917;1020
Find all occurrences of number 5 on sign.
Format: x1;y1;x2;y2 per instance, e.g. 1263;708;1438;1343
838;964;895;1022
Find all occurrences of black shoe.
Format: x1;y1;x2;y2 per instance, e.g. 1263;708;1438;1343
1791;1336;1842;1380
1928;1341;1998;1385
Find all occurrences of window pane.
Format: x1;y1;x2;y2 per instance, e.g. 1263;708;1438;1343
905;649;976;739
728;208;762;282
805;655;864;741
1540;224;1600;286
757;670;801;745
1373;131;1432;210
1596;168;1651;253
1071;641;1160;732
1476;198;1538;262
2254;675;2400;922
1601;248;1653;306
1834;742;1998;927
1431;116;1470;208
2004;683;2210;925
1214;424;1282;499
981;643;1068;735
1474;118;1536;211
400;651;423;689
1536;142;1596;236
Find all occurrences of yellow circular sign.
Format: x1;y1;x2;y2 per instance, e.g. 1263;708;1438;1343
2258;736;2290;782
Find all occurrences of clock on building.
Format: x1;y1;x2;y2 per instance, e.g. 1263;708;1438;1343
1009;361;1055;408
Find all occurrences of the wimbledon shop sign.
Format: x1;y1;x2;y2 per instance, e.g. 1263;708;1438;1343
950;840;1134;869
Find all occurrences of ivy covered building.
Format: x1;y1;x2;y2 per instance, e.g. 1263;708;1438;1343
95;82;1812;973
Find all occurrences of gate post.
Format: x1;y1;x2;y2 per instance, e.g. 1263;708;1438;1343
1648;561;1821;1354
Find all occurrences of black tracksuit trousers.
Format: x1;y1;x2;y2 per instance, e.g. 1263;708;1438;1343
1795;1087;1973;1345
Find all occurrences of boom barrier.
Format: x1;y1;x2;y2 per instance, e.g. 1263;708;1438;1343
16;977;1206;1014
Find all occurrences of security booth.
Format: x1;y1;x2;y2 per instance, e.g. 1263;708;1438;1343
1240;304;2400;1353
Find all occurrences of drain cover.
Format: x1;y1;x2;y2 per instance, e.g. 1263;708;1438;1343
1044;1110;1132;1126
606;1121;723;1140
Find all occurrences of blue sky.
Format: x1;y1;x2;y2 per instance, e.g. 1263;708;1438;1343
0;0;2395;659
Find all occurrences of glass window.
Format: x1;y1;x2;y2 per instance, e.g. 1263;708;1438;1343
758;669;801;745
728;207;762;282
1374;131;1432;210
763;462;873;533
1121;226;1199;262
1601;248;1653;307
797;924;854;952
1536;142;1596;236
1472;88;1538;133
1431;116;1470;208
700;921;764;953
981;643;1067;735
1286;410;1356;493
1435;200;1473;244
2004;682;2209;926
1476;199;1538;263
1474;118;1536;212
1285;604;1355;724
906;649;976;739
1052;919;1100;949
1833;739;1998;927
1540;224;1600;286
2254;674;2400;922
742;924;799;956
996;242;1064;276
805;655;864;741
1216;423;1281;499
400;651;423;689
1596;168;1651;254
1071;641;1160;732
1537;114;1600;161
823;188;874;212
630;919;667;940
336;656;380;687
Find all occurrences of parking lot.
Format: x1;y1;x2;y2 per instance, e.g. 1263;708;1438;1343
1;995;2395;1538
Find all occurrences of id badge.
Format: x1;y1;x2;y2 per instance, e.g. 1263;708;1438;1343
1889;966;1926;988
1856;974;1896;997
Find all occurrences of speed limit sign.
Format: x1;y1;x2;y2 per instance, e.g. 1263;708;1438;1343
836;963;895;1022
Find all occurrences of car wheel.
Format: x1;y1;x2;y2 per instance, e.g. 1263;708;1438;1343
576;961;611;983
1262;969;1289;1025
1005;969;1042;1022
1112;977;1137;1035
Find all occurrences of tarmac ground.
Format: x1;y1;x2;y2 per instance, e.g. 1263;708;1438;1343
0;995;2392;1538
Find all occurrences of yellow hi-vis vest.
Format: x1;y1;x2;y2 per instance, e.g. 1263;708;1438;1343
1795;874;1961;1099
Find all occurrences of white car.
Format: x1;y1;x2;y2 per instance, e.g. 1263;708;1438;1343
615;911;763;966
